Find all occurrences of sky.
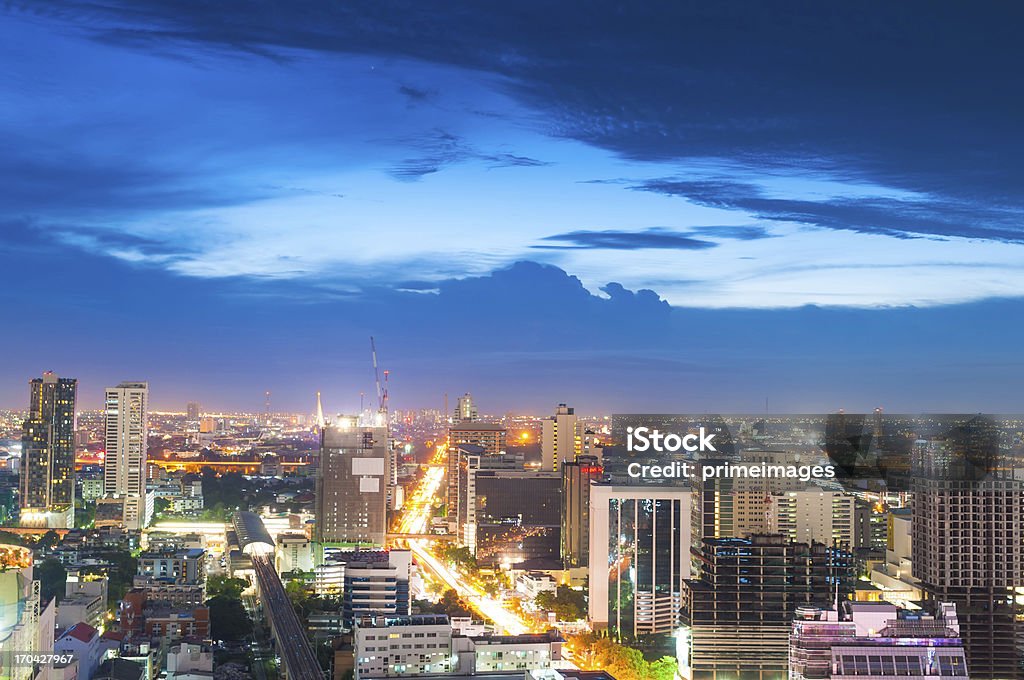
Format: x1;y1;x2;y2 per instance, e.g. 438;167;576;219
1;1;1023;414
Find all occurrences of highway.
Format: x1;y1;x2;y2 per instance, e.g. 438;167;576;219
392;444;532;636
250;552;324;680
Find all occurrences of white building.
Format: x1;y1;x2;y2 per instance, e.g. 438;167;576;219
353;614;565;679
516;572;558;601
166;642;214;680
354;614;454;679
275;532;314;574
588;484;693;637
869;509;921;605
770;490;856;547
54;623;108;680
103;382;151;530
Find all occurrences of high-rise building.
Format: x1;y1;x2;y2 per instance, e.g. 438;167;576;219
911;421;1024;679
446;422;506;531
541;403;581;472
453;393;478;422
103;381;151;530
679;535;852;680
20;372;77;528
561;455;602;568
789;601;967;680
588;484;693;639
185;401;200;422
316;416;391;545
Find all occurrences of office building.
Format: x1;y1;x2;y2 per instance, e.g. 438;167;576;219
316;416;391;545
185;401;200;423
679;535;852;680
561;455;602;568
454;447;522;553
789;601;967;679
911;424;1024;679
453;393;478;422
541;403;581;472
472;470;562;567
20;372;77;528
104;381;151;530
588;484;693;639
446;422;506;531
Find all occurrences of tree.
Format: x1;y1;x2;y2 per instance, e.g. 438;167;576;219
153;497;171;516
207;575;247;600
36;558;67;604
34;530;60;551
208;595;253;641
567;633;677;680
534;586;586;621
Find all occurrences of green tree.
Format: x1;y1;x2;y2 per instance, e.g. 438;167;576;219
207;574;248;600
153;497;171;516
534;585;587;621
36;558;67;603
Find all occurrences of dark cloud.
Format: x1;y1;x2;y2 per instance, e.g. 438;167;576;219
536;228;717;250
5;2;1022;242
637;179;1024;243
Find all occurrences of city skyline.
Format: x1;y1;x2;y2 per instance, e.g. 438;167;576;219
3;2;1024;412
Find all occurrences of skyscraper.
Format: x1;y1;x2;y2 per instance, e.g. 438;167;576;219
541;403;580;472
20;372;77;528
185;401;200;422
315;416;390;545
561;455;602;568
911;419;1024;679
103;381;151;530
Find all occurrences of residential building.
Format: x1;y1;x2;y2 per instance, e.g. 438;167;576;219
354;614;454;679
20;371;77;528
911;425;1024;679
103;382;152;530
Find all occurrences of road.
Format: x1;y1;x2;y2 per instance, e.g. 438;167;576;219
250;552;324;680
392;444;532;636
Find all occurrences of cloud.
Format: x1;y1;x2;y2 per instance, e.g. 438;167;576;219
388;129;550;181
635;178;1024;243
535;228;717;250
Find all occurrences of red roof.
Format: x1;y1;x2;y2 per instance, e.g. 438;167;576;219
64;622;99;643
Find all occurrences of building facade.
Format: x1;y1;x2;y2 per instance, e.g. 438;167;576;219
20;372;77;528
104;381;151;530
588;484;693;640
316;417;391;545
560;455;602;568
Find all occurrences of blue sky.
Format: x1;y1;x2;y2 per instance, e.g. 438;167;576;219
2;2;1023;413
